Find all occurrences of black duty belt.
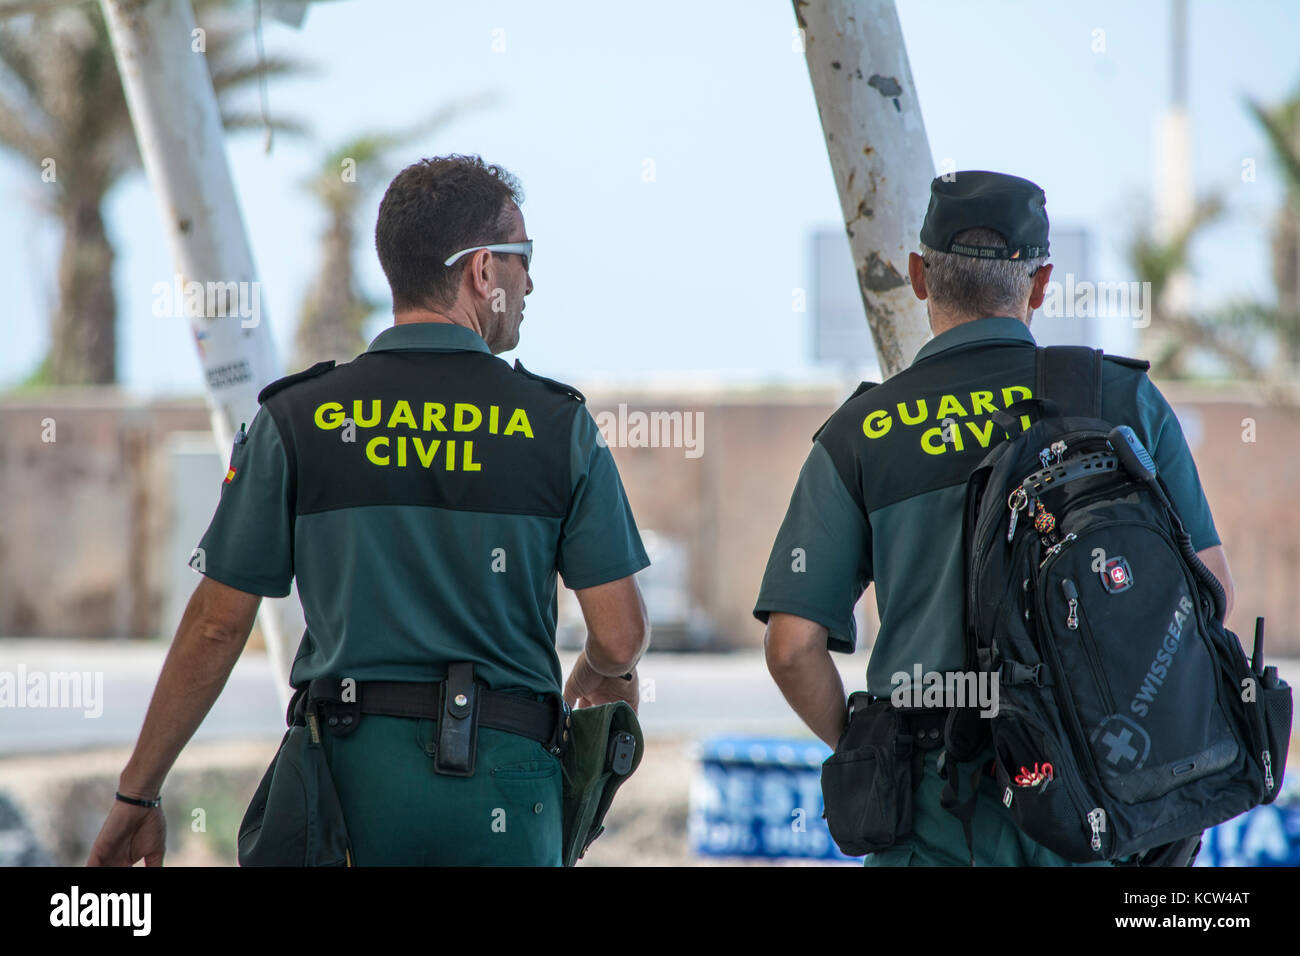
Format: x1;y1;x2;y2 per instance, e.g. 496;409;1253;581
292;673;570;762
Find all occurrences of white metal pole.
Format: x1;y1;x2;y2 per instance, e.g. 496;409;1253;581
797;0;934;377
101;0;301;711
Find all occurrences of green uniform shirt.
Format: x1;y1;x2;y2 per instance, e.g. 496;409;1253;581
195;322;650;697
754;316;1220;698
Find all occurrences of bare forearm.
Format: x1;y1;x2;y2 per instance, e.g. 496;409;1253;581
119;595;252;796
584;634;646;676
575;575;650;676
765;614;847;748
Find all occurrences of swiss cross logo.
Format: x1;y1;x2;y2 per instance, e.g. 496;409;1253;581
1101;556;1134;593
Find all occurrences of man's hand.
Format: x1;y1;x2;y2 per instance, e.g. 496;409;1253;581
86;801;166;867
564;651;638;711
84;575;259;867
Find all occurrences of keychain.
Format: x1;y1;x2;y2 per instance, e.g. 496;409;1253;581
1014;762;1054;787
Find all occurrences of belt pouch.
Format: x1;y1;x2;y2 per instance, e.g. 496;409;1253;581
434;662;480;777
820;693;914;856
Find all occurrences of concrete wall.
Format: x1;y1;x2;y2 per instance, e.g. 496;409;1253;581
1;384;1296;654
0;391;210;638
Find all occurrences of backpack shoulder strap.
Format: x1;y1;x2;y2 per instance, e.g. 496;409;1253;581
1036;346;1102;418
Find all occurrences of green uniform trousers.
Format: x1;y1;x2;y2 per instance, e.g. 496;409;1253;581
864;747;1110;867
321;714;563;866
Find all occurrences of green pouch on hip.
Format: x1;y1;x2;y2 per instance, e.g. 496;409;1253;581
237;710;352;867
560;701;644;867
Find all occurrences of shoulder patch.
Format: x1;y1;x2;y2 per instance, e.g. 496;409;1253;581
257;360;337;404
512;360;585;403
1102;353;1151;372
813;380;880;441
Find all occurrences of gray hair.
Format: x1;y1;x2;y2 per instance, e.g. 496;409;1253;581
918;227;1047;319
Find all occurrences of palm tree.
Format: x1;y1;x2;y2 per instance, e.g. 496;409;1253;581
1247;86;1300;372
0;0;307;385
294;98;494;369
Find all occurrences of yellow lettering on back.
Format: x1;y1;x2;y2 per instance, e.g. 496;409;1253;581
489;405;500;434
353;400;381;428
365;435;390;465
454;403;483;432
413;437;440;467
314;402;345;429
969;391;996;416
863;410;892;439
423;403;447;432
966;419;995;448
936;394;968;418
463;440;481;471
897;399;928;426
1001;385;1032;408
504;408;534;438
445;439;456;469
396;435;407;467
387;400;417;429
920;427;946;455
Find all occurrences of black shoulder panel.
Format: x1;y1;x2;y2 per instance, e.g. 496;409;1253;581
813;381;879;441
512;360;585;403
258;360;337;404
1102;353;1151;372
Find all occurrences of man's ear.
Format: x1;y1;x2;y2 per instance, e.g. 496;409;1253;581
467;249;496;299
1028;262;1053;310
908;252;928;301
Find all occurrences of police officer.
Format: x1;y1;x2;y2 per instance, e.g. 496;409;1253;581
754;170;1234;866
88;154;651;867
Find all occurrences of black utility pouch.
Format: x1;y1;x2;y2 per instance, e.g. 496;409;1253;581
434;662;480;777
820;693;915;857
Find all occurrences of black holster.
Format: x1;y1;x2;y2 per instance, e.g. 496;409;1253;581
820;693;945;857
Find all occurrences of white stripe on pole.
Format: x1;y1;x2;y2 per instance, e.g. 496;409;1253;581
101;0;302;711
797;0;934;377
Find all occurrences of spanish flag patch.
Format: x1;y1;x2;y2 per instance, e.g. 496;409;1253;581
224;466;237;484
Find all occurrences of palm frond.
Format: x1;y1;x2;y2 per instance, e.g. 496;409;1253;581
1246;96;1300;192
217;110;310;138
210;54;317;94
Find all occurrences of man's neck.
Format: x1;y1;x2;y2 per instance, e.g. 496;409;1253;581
928;308;1028;337
393;305;486;341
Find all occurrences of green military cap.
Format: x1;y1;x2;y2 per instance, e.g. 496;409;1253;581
920;170;1050;260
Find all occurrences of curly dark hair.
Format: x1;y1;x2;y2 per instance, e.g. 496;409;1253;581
375;155;523;311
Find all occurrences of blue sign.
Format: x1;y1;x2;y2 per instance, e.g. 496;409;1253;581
1196;782;1300;867
688;736;858;862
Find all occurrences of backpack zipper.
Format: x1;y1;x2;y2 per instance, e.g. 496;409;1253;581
1087;807;1107;852
1035;546;1108;819
1061;578;1079;630
1064;581;1119;717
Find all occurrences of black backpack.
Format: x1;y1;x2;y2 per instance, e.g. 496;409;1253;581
942;346;1292;865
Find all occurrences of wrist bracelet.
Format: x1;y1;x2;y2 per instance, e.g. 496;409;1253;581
115;791;161;808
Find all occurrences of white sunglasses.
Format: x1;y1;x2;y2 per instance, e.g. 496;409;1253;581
443;240;533;270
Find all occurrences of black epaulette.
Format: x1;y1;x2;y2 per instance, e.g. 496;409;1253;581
1102;353;1151;372
512;360;585;403
813;380;879;441
257;360;337;404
